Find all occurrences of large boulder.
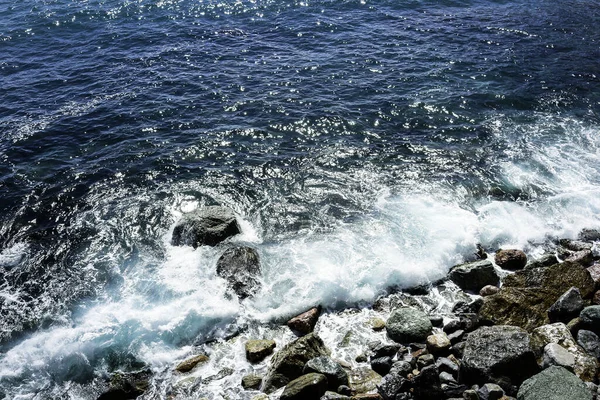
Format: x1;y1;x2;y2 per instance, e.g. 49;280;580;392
279;373;328;400
495;249;527;270
516;366;592;400
479;261;595;331
303;356;348;390
448;260;500;292
460;326;538;392
171;206;240;248
261;333;330;394
529;323;596;382
216;246;261;299
386;307;432;344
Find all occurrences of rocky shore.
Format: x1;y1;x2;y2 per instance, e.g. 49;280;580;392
97;207;600;400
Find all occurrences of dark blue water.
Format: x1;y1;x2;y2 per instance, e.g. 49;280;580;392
1;0;600;398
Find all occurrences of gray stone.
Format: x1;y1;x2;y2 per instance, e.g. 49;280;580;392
447;329;465;345
541;343;575;371
171;206;240;247
417;354;435;370
580;305;600;333
435;357;459;376
97;370;151;400
245;339;276;363
216;246;261;299
516;366;592;400
565;250;594;266
348;366;382;394
461;326;538;388
495;249;527;270
478;383;504;400
320;392;352;400
370;343;401;359
526;253;559;269
426;332;451;354
480;285;500;297
261;333;330;393
371;356;393;376
304;356;349;390
547;287;584;323
530;323;596;382
448;260;500;292
559;239;593;251
386;307;432;344
377;372;408;400
413;364;443;400
389;361;412;377
463;389;479;400
280;373;327;400
439;371;456;384
579;229;600;242
577;329;600;359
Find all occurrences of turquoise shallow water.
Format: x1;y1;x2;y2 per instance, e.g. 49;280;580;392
1;0;600;398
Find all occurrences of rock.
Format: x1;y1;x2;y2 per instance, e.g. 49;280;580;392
451;341;465;359
439;371;456;384
171;206;240;248
593;290;600;305
587;264;600;287
577;329;600;359
377;372;408;400
353;395;384;400
443;319;461;334
303;356;349;390
370;343;401;359
261;333;330;393
559;239;593;252
426;333;451;354
245;339;276;363
202;367;234;384
530;323;596;382
478;383;505;400
389;361;413;378
320;391;352;400
429;315;444;328
495;249;527;270
242;374;263;390
479;262;595;331
97;370;152;400
370;317;386;331
525;253;558;269
480;285;500;297
565;250;594;266
348;366;382;394
337;385;354;396
463;389;479;400
216;246;261;299
370;356;393;376
175;354;209;373
516;366;592;400
579;229;600;242
416;354;435;370
436;357;459;376
280;373;328;400
461;326;538;390
448;260;500;292
386;307;433;344
542;343;575;371
580;305;600;333
453;298;484;314
547;287;584;323
287;306;322;334
447;329;465;345
412;364;443;400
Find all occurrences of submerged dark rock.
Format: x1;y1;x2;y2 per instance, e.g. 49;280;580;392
216;246;261;299
448;260;500;292
303;356;348;390
171;206;240;248
97;370;152;400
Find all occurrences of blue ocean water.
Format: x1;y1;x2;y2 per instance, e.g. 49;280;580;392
1;0;600;398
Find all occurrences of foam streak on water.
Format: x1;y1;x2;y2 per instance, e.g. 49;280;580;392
2;0;600;398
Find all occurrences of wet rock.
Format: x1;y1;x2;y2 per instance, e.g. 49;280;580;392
97;370;152;400
525;253;558;269
171;206;240;248
530;323;596;382
463;389;479;400
436;357;459;376
559;239;593;252
348;366;382;394
216;246;261;299
453;298;484;314
261;333;330;393
304;356;349;390
448;260;500;292
495;249;527;270
479;262;595;331
577;329;600;359
587;265;600;288
280;373;328;400
287;306;322;334
386;307;432;344
337;385;354;396
580;305;600;333
541;343;575;371
579;229;600;242
478;383;505;400
175;354;209;373
389;361;413;378
242;374;263;390
443;320;461;334
426;332;451;355
565;250;594;266
447;329;465;345
320;391;352;400
369;317;386;331
480;285;500;297
370;343;401;359
353;394;384;400
429;315;444;328
516;366;592;400
371;356;393;376
412;364;443;400
439;371;456;384
202;367;234;384
377;371;409;400
245;339;276;363
417;354;435;370
547;287;584;323
461;326;538;390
